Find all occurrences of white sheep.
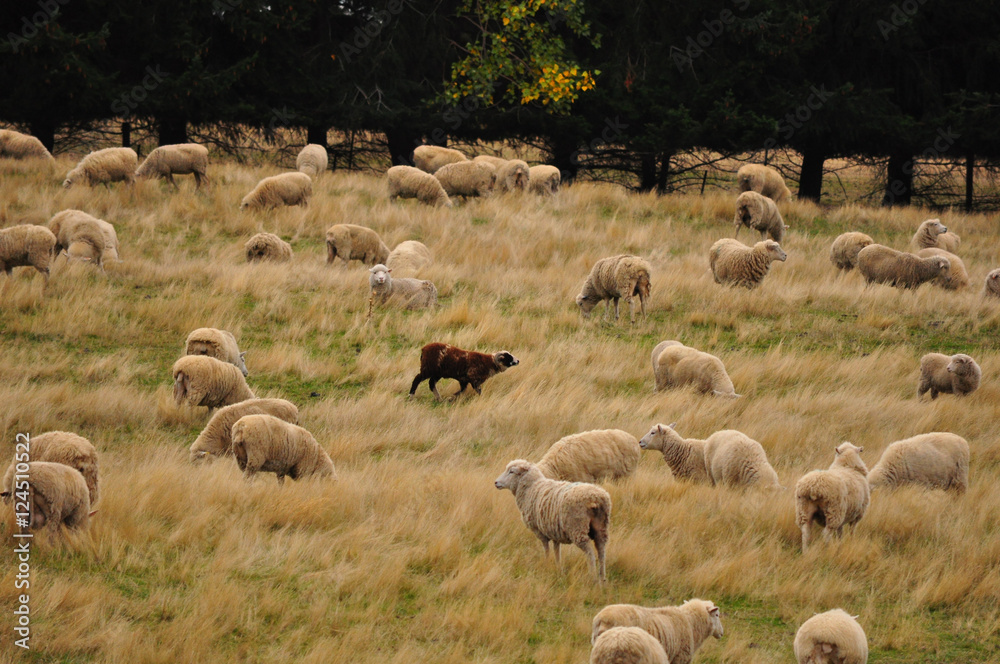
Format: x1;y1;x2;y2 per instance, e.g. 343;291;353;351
245;232;293;263
709;238;787;289
386;240;432;274
736;163;792;202
367;264;437;315
590;627;669;664
916;248;968;290
325;224;390;267
185;328;249;377
536;429;641;483
592;599;724;664
1;431;99;505
639;424;780;488
829;232;874;271
576;254;652;323
48;210;106;269
867;432;969;493
912;218;960;252
529;164;561;195
651;340;740;398
473;155;508;169
985;269;1000;298
0;461;91;535
189;398;299;463
794;609;868;664
413;145;467;173
434;160;496;198
0;224;57;284
857;244;950;290
0;129;53;161
494;459;611;582
734;190;786;243
495;159;530;193
51;210;120;263
917;353;981;400
386;165;453;207
172;355;255;410
240;172;312;210
230;414;336;483
795;442;870;552
63;147;137;188
135;143;209;189
296;143;328;177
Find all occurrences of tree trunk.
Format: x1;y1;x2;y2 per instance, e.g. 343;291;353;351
307;125;328;149
656;152;671;193
157;117;188;145
550;133;580;185
965;153;974;212
638;153;656;192
798;147;826;202
121;121;131;149
882;151;913;206
384;126;418;166
29;119;55;153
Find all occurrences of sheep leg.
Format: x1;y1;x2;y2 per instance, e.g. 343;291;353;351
553;542;561;568
575;539;598;578
428;378;442;401
594;536;607;582
801;523;811;552
408;373;427;398
167;173;179;190
625;294;634;324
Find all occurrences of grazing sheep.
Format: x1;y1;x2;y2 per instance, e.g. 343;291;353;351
51;211;120;263
639;424;779;487
494;459;611;582
172;355;255;410
592;599;724;664
651;340;740;398
576;254;652;323
794;609;868;664
386;240;432;274
434;160;496;198
495;159;530;193
867;432;969;493
529;164;561;195
916;248;968;290
736;163;792;202
709;238;787;289
189;398;300;463
325;223;390;267
473;155;508;169
240;172;312;210
536;429;641;483
1;431;99;505
413;145;467;173
912;219;960;252
917;353;981;400
296;143;328;177
245;232;293;263
0;129;53;161
590;627;669;664
185;328;248;377
408;342;519;400
368;264;437;313
0;461;91;535
0;224;56;283
795;442;870;552
48;210;106;268
230;414;336;483
829;232;874;271
387;165;453;207
734;190;786;243
856;244;950;290
986;269;1000;298
135;143;209;189
63;147;137;188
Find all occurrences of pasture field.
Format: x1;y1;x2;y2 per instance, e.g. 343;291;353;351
1;156;999;664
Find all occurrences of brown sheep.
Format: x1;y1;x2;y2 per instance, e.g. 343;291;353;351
408;343;519;400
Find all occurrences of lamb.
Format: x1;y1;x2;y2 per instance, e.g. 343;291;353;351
0;129;54;161
413;145;467;174
986;269;1000;298
709;238;787;289
856;244;950;290
829;232;874;271
494;459;611;582
917;353;980;400
0;224;57;284
867;432;969;493
793;609;868;664
185;328;249;377
734;190;786;243
408;342;519;400
795;442;870;552
651;340;740;398
536;429;641;483
386;165;453;207
575;254;652;323
1;431;99;505
736;163;792;202
434;160;496;198
240;172;312;210
51;210;119;263
912;219;960;252
528;164;561;195
47;210;106;268
0;461;91;535
245;232;293;263
590;627;669;664
368;264;437;314
325;224;390;267
638;424;781;488
135;143;209;189
495;159;530;193
230;414;336;483
591;599;724;664
189;398;299;462
916;248;968;290
172;355;255;410
386;240;432;274
63;147;137;188
296;143;328;177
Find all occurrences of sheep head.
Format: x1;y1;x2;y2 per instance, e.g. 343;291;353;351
494;459;537;493
947;354;975;376
493;351;519;370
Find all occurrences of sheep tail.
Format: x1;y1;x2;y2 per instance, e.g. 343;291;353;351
173;371;189;405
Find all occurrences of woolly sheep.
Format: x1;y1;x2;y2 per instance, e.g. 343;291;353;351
794;609;868;664
473;155;508;169
230;414;336;483
413;145;467;174
709;238;786;289
245;232;293;263
856;244;950;290
1;431;99;505
135;143;209;189
172;355;255;409
734;190;786;243
494;459;611;582
189;398;299;463
795;442;870;552
495;159;530;193
912;219;960;252
651;340;740;398
867;432;969;493
916;248;968;290
48;210;106;268
63;147;137;188
240;172;312;210
576;254;652;323
639;424;780;488
0;129;53;161
368;264;437;313
917;353;980;400
529;164;561;195
409;343;519;400
386;165;453;207
590;627;669;664
434;160;496;198
986;269;1000;298
325;223;390;267
829;232;874;271
52;210;120;263
0;224;56;283
536;429;641;483
592;599;724;664
185;328;248;377
296;143;328;177
736;163;792;202
0;461;91;534
386;240;432;274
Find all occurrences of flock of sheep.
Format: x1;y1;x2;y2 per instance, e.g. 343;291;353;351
0;128;995;664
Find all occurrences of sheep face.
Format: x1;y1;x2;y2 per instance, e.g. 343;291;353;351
638;423;677;451
706;602;724;638
764;240;787;262
493;351;519;370
932;257;950;278
237;351;248;377
494;459;533;491
369;265;390;285
927;219;948;236
947;354;975;376
576;292;598;316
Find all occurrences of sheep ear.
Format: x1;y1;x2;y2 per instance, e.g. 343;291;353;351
667;422;676;429
89;510;98;517
858;446;864;453
240;351;247;359
851;614;860;620
835;446;841;454
709;606;720;615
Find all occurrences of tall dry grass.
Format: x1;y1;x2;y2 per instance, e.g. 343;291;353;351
0;156;998;663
